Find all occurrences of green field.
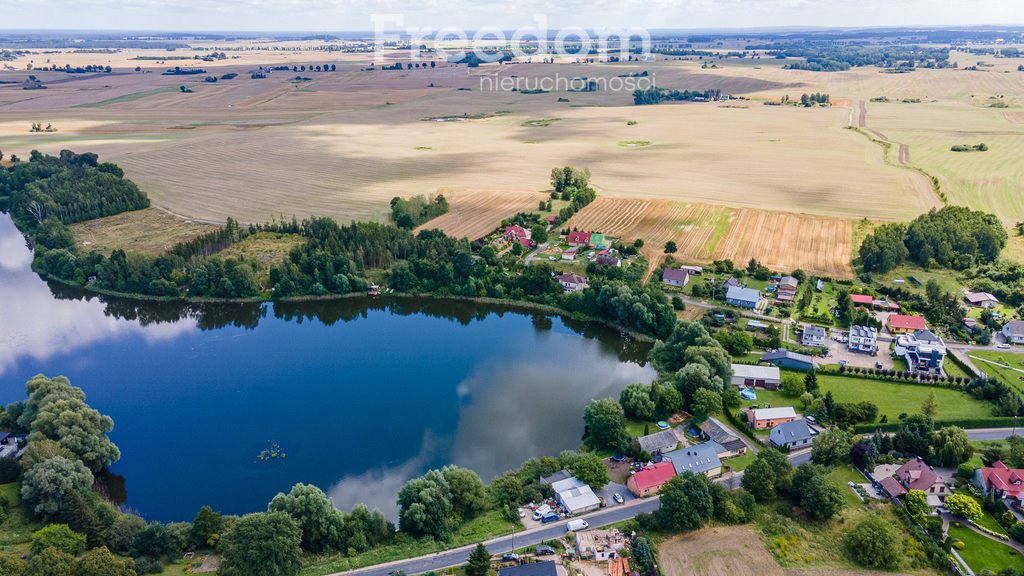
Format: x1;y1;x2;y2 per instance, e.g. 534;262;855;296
738;373;993;421
826;466;866;508
866;265;962;295
969;351;1024;395
948;524;1024;573
0;482;40;553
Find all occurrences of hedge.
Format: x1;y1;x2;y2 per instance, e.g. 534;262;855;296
853;417;1017;434
946;352;979;379
724;408;760;443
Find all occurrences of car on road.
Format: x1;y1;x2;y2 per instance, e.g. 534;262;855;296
613;493;624;504
566;519;589;532
998;343;1011;349
502;553;519;562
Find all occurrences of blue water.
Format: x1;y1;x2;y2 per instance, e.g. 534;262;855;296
0;214;655;522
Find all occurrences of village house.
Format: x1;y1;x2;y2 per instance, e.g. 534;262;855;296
747;406;798;430
760;350;816;371
847;325;878;354
699;417;748;457
879;457;949;506
724;277;741;289
661;268;689;288
576;528;626;561
776;276;799;302
964;291;999;308
726;286;760;309
1004;320;1024;345
976;461;1024;502
887;314;928;334
662;442;724;478
551;475;602;515
557;273;588;292
769;419;814;450
567;230;592;248
504;224;531;242
894;329;947;374
850;293;874;308
801;325;826;347
626;461;676;497
596;254;621;267
562;248;578;261
730;363;781;390
636;429;679;456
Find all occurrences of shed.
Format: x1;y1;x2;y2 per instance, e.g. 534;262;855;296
730;363;781;389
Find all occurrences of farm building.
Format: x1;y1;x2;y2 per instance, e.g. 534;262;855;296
769;420;814;449
636;429;679;456
726;286;760;309
975;461;1024;502
759;350;816;371
626;462;676;497
680;265;703;275
801;325;826;347
848;325;878;353
776;276;799;302
661;268;689;287
576;529;626;561
499;562;558;576
567;230;592;247
887;314;927;334
964;292;999;308
747;406;798;430
551;476;601;515
894;330;946;374
1004;320;1024;344
662;442;724;478
730;363;781;389
557;273;589;292
699;417;748;457
562;249;578;261
850;293;874;307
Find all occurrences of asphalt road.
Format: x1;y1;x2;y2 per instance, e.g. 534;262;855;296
337;428;1022;576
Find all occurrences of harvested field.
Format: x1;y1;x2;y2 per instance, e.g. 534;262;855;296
658;525;918;576
68;207;217;256
415;190;549;240
712;210;854;278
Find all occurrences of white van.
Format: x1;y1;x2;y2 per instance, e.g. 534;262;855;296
532;505;552;520
566;519;589;532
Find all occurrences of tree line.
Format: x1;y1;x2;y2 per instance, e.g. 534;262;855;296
633;88;722;105
390;194;449;229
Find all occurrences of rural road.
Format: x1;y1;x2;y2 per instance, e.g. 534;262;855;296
335;428;1022;576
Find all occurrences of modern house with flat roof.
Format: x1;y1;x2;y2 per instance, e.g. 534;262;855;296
726;286;760;309
747;406;798;430
848;325;878;354
801;325;826;347
730;363;781;390
894;329;946;374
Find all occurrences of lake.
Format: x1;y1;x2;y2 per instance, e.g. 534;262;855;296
0;213;656;522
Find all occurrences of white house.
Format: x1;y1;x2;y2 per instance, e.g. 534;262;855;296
1004;320;1024;345
894;329;947;374
557;273;588;292
551;476;601;515
801;325;826;347
848;325;878;354
965;292;999;308
769;420;814;449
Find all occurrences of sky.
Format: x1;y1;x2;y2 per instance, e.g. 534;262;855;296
0;0;1021;33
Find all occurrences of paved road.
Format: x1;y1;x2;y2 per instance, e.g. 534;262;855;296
337;429;1022;576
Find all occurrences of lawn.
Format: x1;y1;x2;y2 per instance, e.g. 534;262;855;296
948;524;1024;573
723;451;756;472
967;493;1009;536
867;265;963;296
825;466;866;508
817;374;993;421
0;482;41;552
969;351;1024;395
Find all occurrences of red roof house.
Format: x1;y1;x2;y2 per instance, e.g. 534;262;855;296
887;314;927;334
979;461;1024;500
626;462;676;498
504;225;531;242
850;294;874;306
567;230;592;247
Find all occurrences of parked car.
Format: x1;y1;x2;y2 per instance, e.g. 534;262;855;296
541;513;560;524
548;256;557;261
532;504;552;520
998;343;1012;349
502;553;519;562
805;415;818;425
518;508;526;518
613;493;624;504
566;519;589;532
535;545;555;556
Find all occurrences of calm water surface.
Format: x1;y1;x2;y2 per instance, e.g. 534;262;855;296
0;214;655;521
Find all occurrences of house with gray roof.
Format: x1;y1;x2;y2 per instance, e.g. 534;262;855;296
699;418;748;457
637;429;679;456
801;325;826;347
769;419;814;449
662;442;724;478
760;350;816;371
662;268;689;287
726;286;760;309
1004;320;1024;345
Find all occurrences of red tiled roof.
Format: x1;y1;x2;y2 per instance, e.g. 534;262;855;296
505;225;530;239
519;238;534;248
888;314;927;331
850;294;873;304
879;476;906;497
630;462;676;491
895;458;939;492
558;273;588;285
567;231;592;244
982;461;1024;498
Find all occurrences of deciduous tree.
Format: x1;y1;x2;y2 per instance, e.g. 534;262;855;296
220;512;303;576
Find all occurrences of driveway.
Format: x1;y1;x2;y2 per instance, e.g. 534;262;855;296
823;333;892;370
